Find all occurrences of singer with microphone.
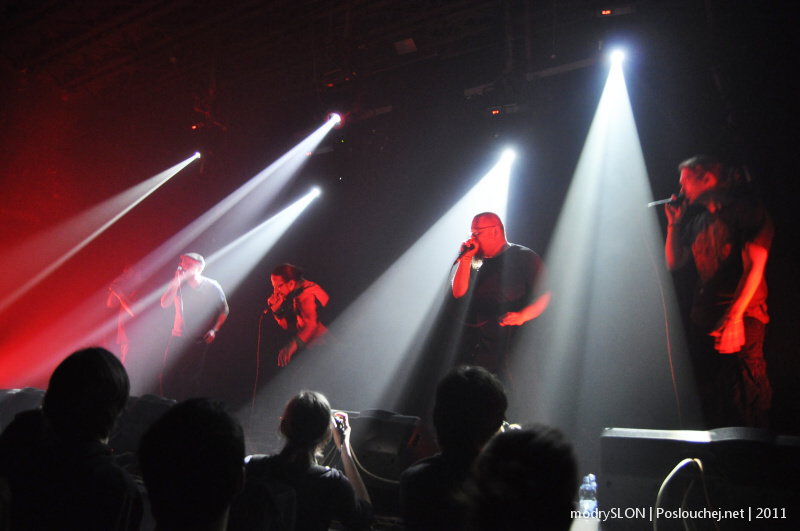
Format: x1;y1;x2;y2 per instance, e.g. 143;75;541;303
159;252;229;400
452;212;550;374
267;263;329;367
664;156;773;429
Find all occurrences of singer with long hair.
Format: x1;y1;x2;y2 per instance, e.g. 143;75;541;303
228;391;372;531
159;252;229;400
268;263;329;367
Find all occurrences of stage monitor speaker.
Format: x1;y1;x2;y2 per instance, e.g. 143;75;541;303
349;409;434;480
600;427;800;530
327;409;436;518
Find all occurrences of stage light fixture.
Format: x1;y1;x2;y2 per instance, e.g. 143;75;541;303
326;112;347;129
193;152;201;159
311;186;321;198
610;49;625;64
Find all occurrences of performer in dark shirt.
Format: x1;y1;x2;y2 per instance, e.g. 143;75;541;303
665;156;773;428
452;212;550;373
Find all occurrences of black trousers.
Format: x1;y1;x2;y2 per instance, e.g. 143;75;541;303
160;335;209;401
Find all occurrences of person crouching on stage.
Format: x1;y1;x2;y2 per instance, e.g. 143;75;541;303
268;263;329;367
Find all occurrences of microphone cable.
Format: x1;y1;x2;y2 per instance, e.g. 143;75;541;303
638;204;683;428
249;311;267;436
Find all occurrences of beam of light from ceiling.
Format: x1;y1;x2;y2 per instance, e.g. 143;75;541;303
207;188;322;299
0;185;325;392
0;153;199;315
0;119;335;390
110;122;336;366
513;57;699;469
150;189;323;399
0;276;148;389
114;124;335;395
244;152;513;428
129;120;337;286
0;191;323;392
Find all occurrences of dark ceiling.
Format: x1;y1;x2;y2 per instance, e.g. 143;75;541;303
2;0;798;294
2;0;595;93
1;0;665;133
2;0;797;257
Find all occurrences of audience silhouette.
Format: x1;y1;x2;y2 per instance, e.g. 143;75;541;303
0;347;143;531
400;365;508;531
138;397;245;531
462;425;578;531
228;390;372;531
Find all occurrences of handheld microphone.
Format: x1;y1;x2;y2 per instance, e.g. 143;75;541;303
647;194;685;208
458;242;476;257
453;243;476;265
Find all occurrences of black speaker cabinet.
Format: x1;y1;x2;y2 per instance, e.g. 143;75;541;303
324;409;436;518
349;409;433;479
600;427;800;530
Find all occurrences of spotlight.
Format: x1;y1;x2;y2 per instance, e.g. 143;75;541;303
501;149;516;162
311;187;321;198
193;152;201;159
610;49;625;64
326;112;346;129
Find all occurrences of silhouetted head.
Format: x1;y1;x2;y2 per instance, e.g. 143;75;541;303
279;390;333;453
433;366;507;455
138;398;245;529
464;425;578;531
42;347;129;441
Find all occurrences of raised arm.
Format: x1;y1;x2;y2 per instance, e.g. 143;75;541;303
452;238;478;298
267;290;288;330
332;412;371;505
161;270;182;308
664;199;692;270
